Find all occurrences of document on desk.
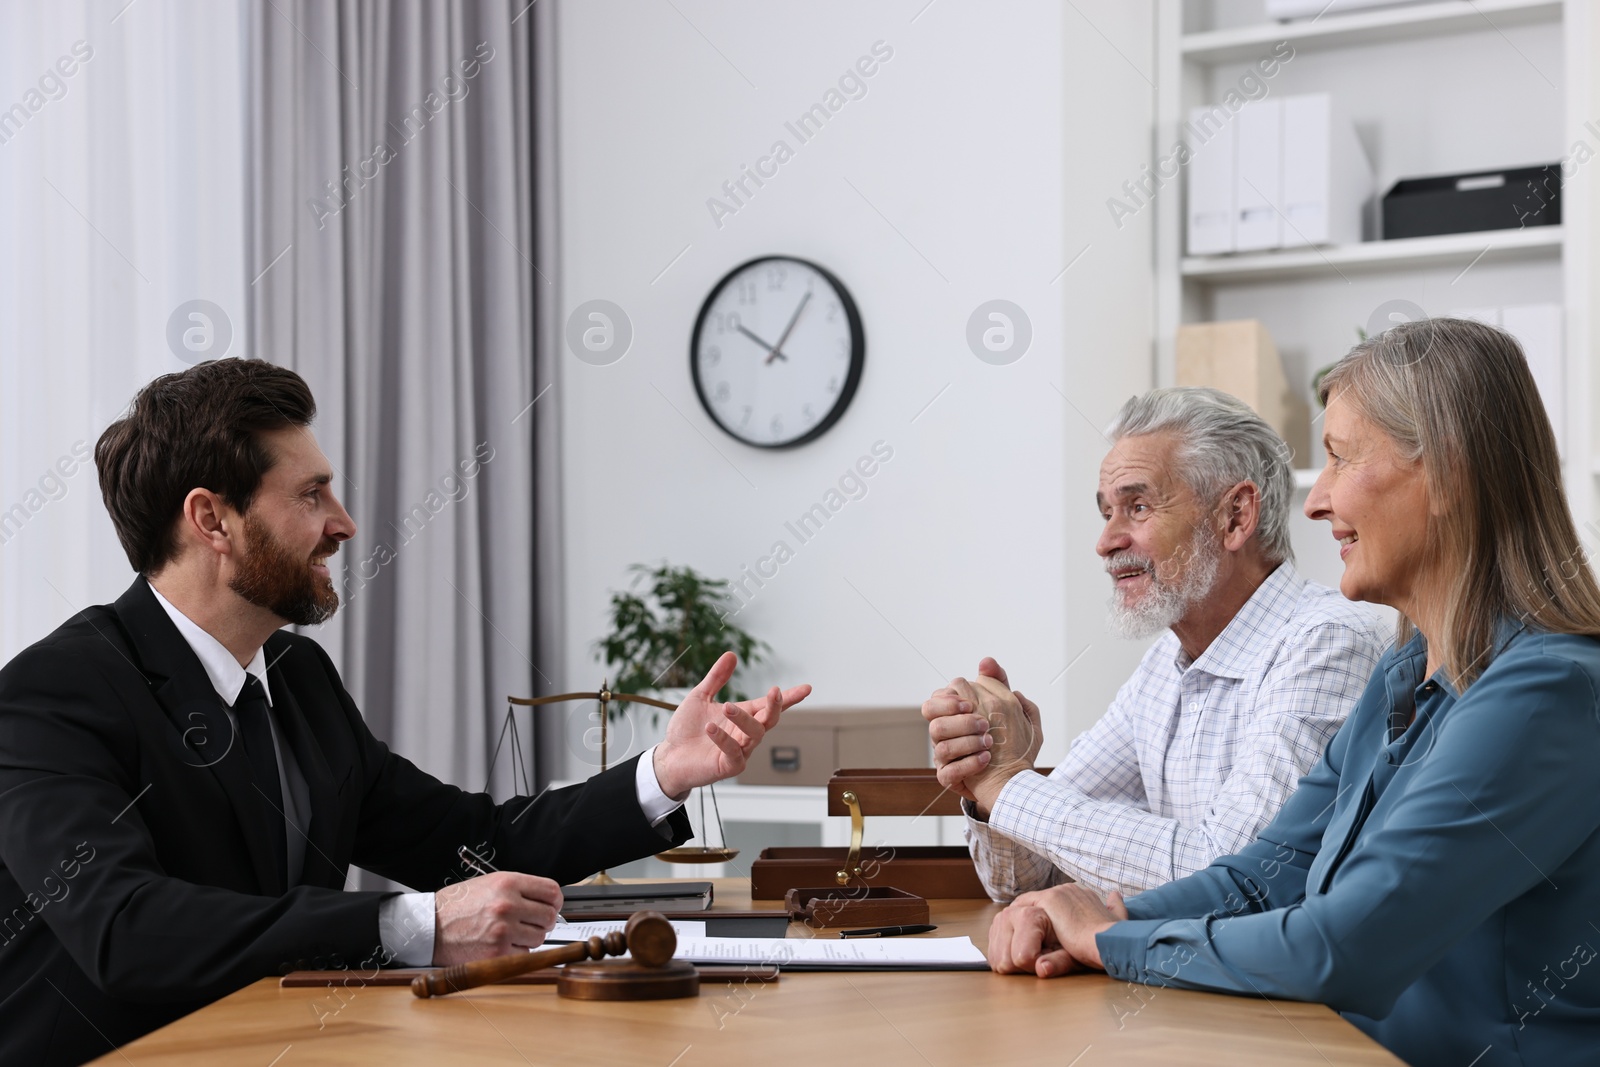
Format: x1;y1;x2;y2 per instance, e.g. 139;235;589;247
667;935;989;971
548;920;707;941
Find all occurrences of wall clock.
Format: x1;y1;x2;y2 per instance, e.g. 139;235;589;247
690;255;865;449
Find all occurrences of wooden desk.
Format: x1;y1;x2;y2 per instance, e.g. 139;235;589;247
93;880;1401;1065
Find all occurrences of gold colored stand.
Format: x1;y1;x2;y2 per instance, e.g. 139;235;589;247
505;682;685;884
836;789;863;886
656;779;739;865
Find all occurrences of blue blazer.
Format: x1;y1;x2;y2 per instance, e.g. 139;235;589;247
1097;622;1600;1067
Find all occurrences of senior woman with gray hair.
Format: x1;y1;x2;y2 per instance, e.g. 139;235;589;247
985;318;1600;1066
925;386;1387;899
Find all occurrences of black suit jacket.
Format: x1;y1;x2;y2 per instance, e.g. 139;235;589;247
0;578;690;1065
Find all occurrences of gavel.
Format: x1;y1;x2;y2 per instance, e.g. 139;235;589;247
411;910;677;998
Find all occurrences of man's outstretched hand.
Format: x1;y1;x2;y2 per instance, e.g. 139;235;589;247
652;651;812;799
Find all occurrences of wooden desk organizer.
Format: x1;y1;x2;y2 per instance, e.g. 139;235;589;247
784;886;930;928
749;768;989;899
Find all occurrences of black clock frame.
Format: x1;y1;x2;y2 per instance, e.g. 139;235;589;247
689;255;865;450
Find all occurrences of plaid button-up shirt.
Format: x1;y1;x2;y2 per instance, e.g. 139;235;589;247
967;563;1388;899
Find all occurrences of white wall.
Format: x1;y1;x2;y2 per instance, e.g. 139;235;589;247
553;0;1158;778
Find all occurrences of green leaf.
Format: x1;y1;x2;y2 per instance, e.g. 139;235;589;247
592;560;770;718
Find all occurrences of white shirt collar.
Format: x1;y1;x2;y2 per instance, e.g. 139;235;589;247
148;584;274;707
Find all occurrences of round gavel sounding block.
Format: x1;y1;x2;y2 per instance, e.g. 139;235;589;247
410;910;697;1000
557;911;698;1001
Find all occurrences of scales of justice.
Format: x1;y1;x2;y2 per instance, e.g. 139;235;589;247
501;681;738;882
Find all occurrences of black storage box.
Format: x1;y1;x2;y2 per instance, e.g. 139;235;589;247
1381;164;1560;239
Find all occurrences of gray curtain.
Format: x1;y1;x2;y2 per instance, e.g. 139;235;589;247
244;0;557;888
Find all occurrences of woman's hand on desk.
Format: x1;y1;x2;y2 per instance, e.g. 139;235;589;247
987;885;1128;977
653;651;813;799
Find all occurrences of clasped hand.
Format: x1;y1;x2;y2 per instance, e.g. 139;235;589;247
922;656;1042;814
986;884;1129;977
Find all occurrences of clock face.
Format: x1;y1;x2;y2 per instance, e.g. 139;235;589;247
690;256;864;449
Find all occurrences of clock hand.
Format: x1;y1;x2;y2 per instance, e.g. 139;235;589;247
766;290;812;365
735;324;788;362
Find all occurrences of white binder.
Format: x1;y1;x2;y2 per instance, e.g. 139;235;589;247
1235;99;1284;251
1186;106;1237;255
1186;92;1371;255
1281;93;1371;247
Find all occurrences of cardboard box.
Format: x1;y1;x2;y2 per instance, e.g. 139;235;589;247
736;707;929;787
1175;319;1310;466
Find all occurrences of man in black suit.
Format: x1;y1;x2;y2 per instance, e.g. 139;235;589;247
0;359;810;1066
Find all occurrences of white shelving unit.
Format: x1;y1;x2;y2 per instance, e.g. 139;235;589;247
1180;225;1564;283
1180;0;1562;63
1155;1;1598;575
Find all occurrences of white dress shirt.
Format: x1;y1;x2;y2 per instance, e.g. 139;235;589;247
148;588;311;882
965;563;1389;899
149;586;685;966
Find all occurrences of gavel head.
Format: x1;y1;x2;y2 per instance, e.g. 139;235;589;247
622;910;676;968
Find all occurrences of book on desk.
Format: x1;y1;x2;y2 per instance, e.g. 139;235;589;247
558;880;713;914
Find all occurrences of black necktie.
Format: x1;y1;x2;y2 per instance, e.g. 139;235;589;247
233;675;288;889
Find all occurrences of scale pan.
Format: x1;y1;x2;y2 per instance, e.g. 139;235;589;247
655;846;739;864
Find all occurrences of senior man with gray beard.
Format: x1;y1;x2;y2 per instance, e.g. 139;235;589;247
924;388;1386;900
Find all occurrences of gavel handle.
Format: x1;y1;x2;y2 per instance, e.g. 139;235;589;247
412;937;601;998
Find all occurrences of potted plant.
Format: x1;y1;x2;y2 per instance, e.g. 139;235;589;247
594;563;768;736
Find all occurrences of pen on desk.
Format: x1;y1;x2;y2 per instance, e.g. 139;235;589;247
458;845;568;923
839;924;938;939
